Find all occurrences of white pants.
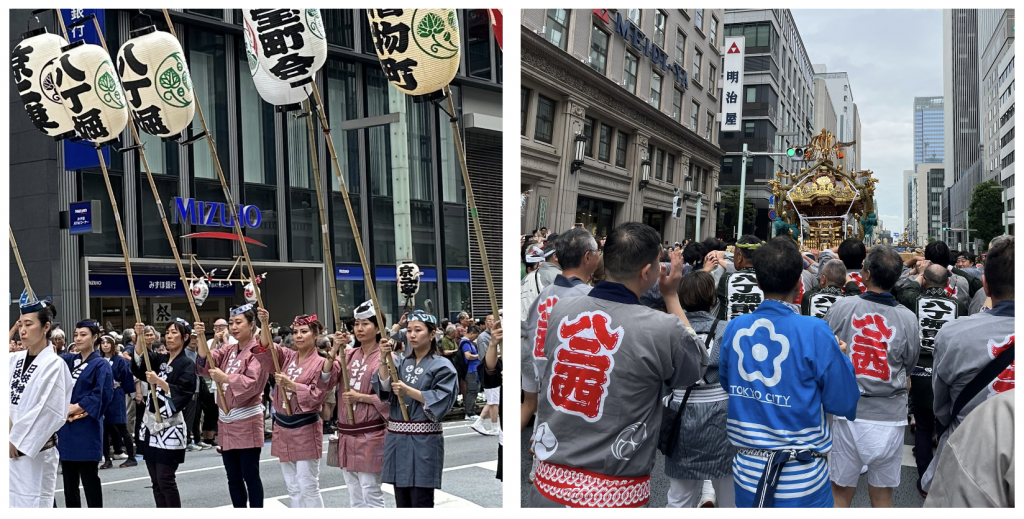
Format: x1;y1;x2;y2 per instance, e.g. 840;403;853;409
829;418;904;488
666;477;735;508
342;469;384;508
280;459;324;508
10;448;60;508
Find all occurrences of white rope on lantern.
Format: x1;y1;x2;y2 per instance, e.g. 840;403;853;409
11;30;76;138
55;42;130;144
242;9;327;90
115;28;196;138
366;9;461;96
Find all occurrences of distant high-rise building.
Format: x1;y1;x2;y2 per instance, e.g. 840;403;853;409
941;9;983;245
904;169;917;242
813;77;838;137
914;96;944;170
977;9;1014;236
812;65;859;173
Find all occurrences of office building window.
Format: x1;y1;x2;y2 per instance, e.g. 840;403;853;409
583;116;595;157
323;10;354;48
590;25;609;75
467;9;492;79
673;88;683;121
693;48;703;85
651;148;663;181
189;29;228;181
706;111;715;141
675;31;687;68
239;41;279;261
651;72;663;109
709;16;718;48
746;85;757;103
535;95;555;143
624;53;639;94
599;123;612;162
695;9;704;32
654;11;667;49
521;87;530;135
545;9;570;50
691;100;700;131
616;131;629;167
708;64;717;94
744;121;756;138
628;9;640;25
667;154;675;183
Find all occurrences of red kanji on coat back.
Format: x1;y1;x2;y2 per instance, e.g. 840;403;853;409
547;311;624;422
988;334;1015;395
850;313;894;381
534;296;559;359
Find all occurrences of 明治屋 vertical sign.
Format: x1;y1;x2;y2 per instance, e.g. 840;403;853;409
720;36;745;132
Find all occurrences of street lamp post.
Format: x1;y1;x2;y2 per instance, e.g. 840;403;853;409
723;142;794;239
684;174;704;240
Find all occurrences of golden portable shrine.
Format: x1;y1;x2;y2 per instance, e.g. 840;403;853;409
768;129;879;251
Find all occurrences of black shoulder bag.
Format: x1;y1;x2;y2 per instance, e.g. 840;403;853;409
935;341;1014;439
658;317;720;457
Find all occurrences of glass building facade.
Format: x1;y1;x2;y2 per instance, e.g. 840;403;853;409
9;9;502;329
914;96;944;170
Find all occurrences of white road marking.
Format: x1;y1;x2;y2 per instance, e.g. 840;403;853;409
227;461;497;508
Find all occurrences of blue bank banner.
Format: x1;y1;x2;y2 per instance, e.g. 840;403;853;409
60;8;109;171
89;273;236;298
335;266;470;283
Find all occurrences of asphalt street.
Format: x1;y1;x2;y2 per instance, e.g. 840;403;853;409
56;419;502;508
519;421;927;508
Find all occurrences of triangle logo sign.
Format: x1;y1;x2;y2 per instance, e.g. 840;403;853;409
728;42;741;54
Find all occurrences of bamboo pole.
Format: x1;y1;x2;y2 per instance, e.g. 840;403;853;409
160;9;290;414
9;227;36;303
302;101;355;423
55;13;163;423
307;82;408;420
84;16;227;414
442;85;500;327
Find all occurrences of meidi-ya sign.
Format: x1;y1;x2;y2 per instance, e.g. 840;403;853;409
172;197;263;228
611;11;688;89
720;36;746;132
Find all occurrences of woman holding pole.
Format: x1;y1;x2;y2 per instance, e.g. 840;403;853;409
99;335;135;470
57;320;114;508
196;303;270;508
253;307;332;508
373;310;459;508
323;300;390;508
129;319;197;508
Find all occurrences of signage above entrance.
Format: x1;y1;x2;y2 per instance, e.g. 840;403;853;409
612;12;688;90
172;197;263;229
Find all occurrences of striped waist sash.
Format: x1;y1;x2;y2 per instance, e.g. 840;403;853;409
534;460;650;508
739;449;824;508
386;420;443;435
671;385;728;403
219;404;264;423
337;417;387;435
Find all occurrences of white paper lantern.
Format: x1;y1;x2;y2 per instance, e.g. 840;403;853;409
190;278;209;306
244;281;257;304
242;19;310;106
11;30;76;138
242;9;327;89
115;27;195;138
367;9;461;96
55;41;129;144
397;261;422;298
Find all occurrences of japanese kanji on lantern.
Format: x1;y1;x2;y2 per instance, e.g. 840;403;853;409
397;261;422;299
55;41;129;144
11;29;76;139
115;27;195;138
242;18;310;106
366;9;461;96
242;9;327;89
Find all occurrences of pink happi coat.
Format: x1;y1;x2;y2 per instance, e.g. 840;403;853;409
256;344;329;463
327;345;390;473
196;337;270;451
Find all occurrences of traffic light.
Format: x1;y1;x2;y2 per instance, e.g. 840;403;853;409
671;195;683;219
787;147;804;157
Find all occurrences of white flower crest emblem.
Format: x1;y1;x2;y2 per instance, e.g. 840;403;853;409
732;318;790;387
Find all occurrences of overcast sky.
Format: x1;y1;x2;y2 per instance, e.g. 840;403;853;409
791;9;944;235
